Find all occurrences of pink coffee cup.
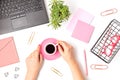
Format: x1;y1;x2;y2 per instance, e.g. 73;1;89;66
40;38;60;60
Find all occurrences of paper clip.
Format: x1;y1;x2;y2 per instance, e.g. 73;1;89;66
90;64;108;70
4;72;9;77
15;67;20;71
14;74;19;79
28;32;35;45
51;67;63;77
101;8;118;16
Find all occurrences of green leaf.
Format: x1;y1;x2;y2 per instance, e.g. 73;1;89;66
49;0;70;29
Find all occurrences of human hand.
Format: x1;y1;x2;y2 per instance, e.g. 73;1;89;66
58;41;85;80
58;41;76;64
25;45;44;80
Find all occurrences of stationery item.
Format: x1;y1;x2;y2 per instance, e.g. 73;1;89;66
67;8;94;33
28;32;35;45
4;72;9;77
91;19;120;63
51;67;63;77
0;37;19;67
40;38;60;60
14;74;19;79
101;8;118;16
90;64;108;70
84;49;88;76
15;67;20;72
72;20;94;43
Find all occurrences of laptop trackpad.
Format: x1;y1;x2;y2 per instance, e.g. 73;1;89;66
12;17;28;29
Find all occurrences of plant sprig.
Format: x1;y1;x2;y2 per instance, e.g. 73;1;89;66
49;0;70;29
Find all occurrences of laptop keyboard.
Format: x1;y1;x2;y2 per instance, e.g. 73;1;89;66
0;0;43;20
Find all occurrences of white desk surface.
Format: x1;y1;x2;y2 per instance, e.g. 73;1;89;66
0;0;120;80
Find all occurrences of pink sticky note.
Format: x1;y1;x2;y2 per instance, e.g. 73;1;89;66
72;20;94;43
67;8;94;33
0;37;19;67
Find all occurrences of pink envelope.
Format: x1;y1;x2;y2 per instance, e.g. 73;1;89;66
72;20;94;43
67;8;94;33
0;37;19;67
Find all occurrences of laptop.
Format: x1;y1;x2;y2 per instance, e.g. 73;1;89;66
0;0;49;34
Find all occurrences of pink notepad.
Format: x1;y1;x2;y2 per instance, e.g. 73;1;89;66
0;37;19;67
67;8;94;33
72;20;94;43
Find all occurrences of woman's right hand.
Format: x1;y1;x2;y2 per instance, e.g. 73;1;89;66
58;41;76;64
58;41;85;80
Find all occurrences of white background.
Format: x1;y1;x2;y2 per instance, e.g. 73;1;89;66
0;0;120;80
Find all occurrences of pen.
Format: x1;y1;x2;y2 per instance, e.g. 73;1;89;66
84;49;88;76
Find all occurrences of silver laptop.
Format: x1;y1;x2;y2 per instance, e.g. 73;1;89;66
0;0;49;34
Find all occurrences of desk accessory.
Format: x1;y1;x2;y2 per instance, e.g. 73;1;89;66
15;67;20;72
28;32;35;45
0;37;19;67
49;0;70;29
40;38;60;60
90;64;108;70
100;8;118;16
4;72;9;77
14;74;19;79
51;67;63;77
67;8;94;33
72;20;94;43
3;67;20;79
91;19;120;63
84;49;88;76
67;8;94;43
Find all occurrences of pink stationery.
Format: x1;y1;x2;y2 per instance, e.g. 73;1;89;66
84;49;88;76
0;37;19;67
72;20;94;43
67;8;94;33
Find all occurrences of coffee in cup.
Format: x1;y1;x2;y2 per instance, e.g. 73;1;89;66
44;43;57;55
